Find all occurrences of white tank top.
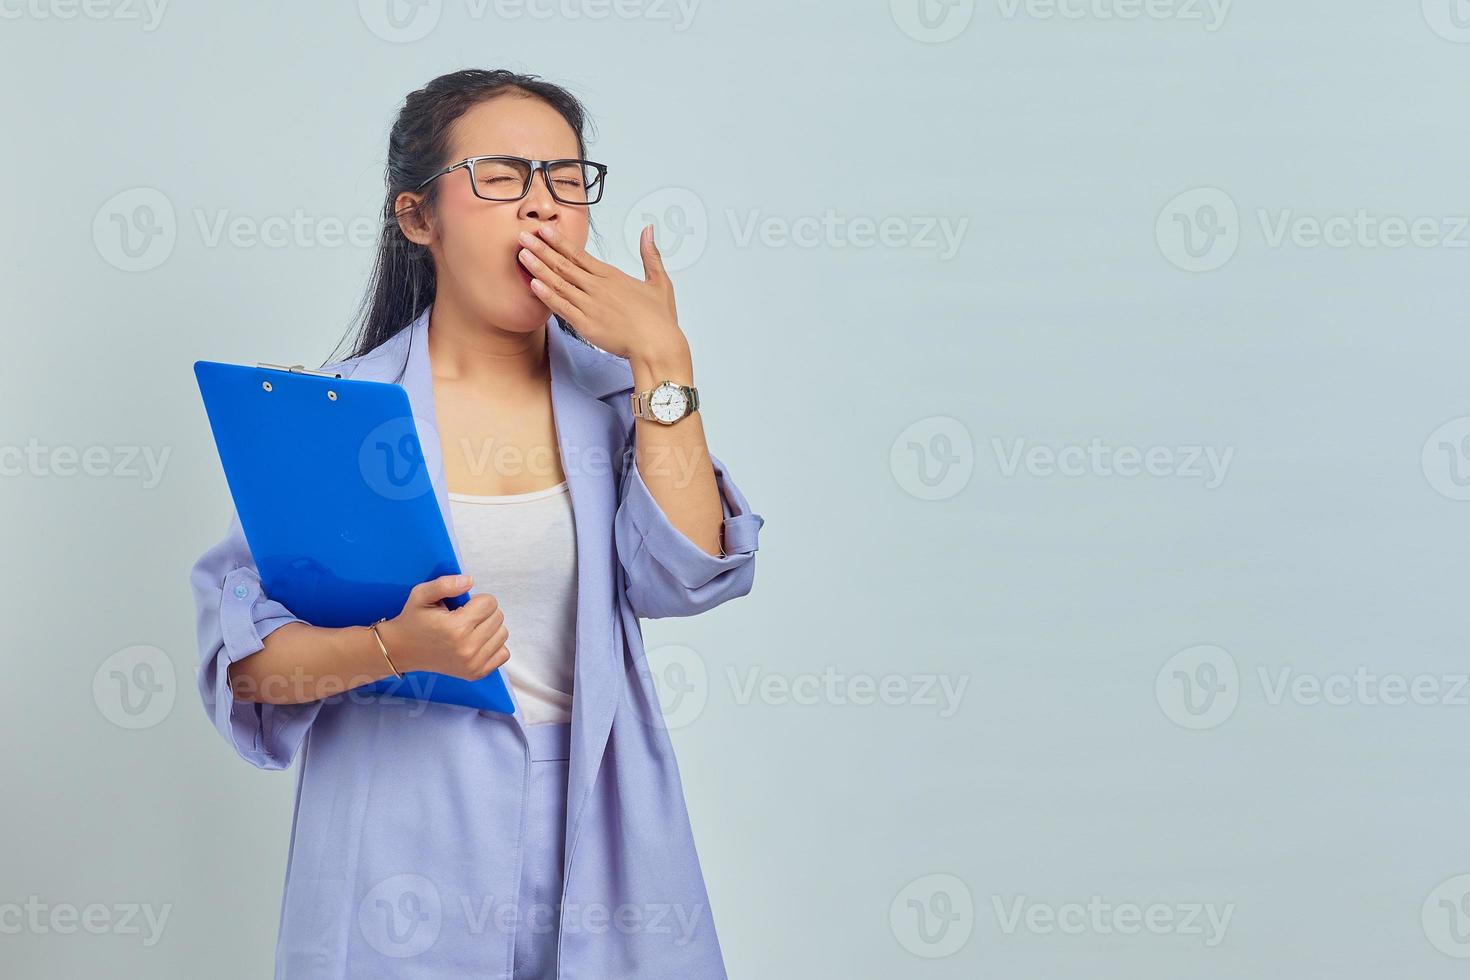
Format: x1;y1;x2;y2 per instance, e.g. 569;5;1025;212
447;480;577;726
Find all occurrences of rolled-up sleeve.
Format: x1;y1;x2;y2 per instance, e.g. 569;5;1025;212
188;510;322;770
614;446;765;619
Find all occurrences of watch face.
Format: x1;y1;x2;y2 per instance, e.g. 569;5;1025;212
650;382;689;423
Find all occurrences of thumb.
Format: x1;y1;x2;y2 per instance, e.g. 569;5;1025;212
413;573;471;606
640;223;666;283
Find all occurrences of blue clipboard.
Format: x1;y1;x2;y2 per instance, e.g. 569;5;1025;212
193;359;515;715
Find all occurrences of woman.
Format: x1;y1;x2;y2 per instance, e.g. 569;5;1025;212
188;68;764;979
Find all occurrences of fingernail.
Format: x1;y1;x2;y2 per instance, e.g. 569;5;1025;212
518;231;534;245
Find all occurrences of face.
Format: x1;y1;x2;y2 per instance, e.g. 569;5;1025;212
397;93;591;333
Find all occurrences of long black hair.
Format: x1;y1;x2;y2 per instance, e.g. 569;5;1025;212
323;69;601;378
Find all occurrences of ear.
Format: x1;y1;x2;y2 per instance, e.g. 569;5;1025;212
394;191;435;247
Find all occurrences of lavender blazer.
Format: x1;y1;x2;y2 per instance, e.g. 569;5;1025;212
188;306;764;978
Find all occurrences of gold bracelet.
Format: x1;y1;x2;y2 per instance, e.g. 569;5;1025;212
369;618;403;679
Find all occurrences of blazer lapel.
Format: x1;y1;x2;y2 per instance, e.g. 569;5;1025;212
545;318;629;859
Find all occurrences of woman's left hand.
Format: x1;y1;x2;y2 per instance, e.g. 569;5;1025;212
517;223;686;363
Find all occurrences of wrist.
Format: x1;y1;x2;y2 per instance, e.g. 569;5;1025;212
630;337;693;389
371;617;410;678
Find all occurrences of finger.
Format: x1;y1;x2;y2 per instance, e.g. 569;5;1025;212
531;224;610;279
466;606;505;647
640;223;667;285
414;574;472;606
472;630;510;674
520;232;599;293
476;642;511;677
477;626;509;662
528;273;588;325
518;244;592;305
460;592;500;622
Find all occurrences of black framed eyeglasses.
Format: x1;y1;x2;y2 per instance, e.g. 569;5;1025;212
416;155;608;205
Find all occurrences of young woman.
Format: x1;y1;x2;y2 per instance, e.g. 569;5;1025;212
188;68;764;979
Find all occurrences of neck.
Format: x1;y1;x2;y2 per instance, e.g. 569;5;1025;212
425;289;550;388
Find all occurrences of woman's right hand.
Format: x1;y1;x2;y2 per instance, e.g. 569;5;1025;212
376;574;511;681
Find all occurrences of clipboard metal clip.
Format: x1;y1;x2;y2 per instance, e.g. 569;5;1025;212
256;362;343;379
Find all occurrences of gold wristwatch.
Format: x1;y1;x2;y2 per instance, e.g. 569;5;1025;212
631;380;699;425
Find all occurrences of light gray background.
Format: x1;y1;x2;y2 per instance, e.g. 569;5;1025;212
3;1;1469;977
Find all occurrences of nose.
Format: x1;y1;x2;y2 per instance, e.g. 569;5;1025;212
519;165;560;222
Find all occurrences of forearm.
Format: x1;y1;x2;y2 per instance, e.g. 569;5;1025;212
629;342;726;558
227;620;397;705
